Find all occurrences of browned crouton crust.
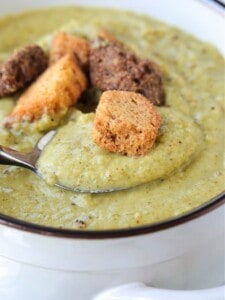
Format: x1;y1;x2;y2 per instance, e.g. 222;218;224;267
0;45;48;97
92;91;161;156
5;54;87;126
49;32;89;71
90;40;164;106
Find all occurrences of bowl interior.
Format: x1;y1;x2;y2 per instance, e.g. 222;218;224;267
0;0;224;237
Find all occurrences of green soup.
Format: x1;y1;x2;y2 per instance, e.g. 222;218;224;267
0;6;224;230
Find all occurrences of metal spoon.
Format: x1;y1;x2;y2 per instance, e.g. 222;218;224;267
0;130;125;193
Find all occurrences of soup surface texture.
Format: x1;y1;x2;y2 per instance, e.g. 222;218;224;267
0;6;224;230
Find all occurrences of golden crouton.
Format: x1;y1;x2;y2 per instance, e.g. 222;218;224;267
92;90;161;156
5;54;87;126
49;32;89;71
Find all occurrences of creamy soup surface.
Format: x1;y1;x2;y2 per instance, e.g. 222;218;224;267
0;6;224;230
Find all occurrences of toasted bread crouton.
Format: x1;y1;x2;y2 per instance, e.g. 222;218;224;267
90;40;164;106
92;91;161;156
0;45;47;97
5;54;87;126
49;32;89;71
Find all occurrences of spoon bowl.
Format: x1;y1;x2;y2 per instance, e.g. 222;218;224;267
0;131;125;193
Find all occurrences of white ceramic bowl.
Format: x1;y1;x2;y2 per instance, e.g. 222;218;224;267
0;1;225;300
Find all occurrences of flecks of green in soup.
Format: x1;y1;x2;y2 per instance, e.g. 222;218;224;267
0;6;224;230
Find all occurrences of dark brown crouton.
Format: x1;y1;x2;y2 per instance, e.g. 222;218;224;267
5;54;87;126
92;90;161;156
89;40;164;106
49;32;89;71
0;45;48;97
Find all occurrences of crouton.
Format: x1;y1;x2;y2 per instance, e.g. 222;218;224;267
0;45;48;97
5;54;87;126
90;40;164;106
92;90;161;156
49;32;89;71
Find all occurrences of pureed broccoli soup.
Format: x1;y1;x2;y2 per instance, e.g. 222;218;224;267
0;6;224;230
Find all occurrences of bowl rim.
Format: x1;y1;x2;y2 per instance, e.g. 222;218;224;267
0;0;224;239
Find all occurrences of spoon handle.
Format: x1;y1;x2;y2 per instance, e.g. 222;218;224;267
0;145;34;170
